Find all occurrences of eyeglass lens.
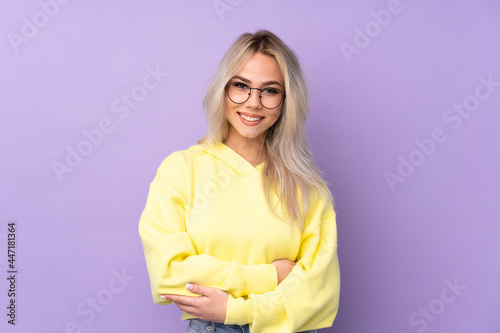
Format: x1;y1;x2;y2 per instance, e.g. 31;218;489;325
227;83;284;109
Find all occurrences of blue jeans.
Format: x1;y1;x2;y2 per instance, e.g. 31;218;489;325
188;318;317;333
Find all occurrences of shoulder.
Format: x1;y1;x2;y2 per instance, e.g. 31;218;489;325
157;144;205;172
150;144;203;190
155;143;218;181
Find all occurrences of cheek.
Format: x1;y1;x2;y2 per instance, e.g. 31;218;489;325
225;97;237;112
268;108;282;124
224;99;232;118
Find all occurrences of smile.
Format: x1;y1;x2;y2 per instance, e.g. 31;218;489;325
239;112;263;122
237;112;265;125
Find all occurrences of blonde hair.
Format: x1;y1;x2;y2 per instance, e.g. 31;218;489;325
199;30;332;230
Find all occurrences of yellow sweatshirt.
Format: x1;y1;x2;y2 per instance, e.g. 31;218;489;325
139;142;340;333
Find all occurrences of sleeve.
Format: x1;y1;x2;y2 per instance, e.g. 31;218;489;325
138;152;278;305
224;198;340;333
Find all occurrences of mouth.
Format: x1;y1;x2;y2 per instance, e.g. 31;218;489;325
237;112;265;125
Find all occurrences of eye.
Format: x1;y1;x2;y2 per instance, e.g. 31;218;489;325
262;87;280;95
232;82;249;90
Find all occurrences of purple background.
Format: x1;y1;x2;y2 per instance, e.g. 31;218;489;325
1;1;499;332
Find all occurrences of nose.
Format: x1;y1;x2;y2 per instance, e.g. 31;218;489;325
246;88;262;109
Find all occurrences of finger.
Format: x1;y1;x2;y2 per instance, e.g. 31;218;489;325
161;294;197;306
185;283;214;297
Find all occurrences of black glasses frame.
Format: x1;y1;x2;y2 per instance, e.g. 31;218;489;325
225;83;286;109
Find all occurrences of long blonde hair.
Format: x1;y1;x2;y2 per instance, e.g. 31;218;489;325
200;30;332;230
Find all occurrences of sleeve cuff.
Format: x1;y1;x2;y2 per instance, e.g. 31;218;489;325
225;294;254;325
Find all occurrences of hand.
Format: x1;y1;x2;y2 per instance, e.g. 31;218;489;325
272;258;296;284
162;283;229;323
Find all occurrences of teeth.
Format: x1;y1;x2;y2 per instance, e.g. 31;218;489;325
240;113;262;122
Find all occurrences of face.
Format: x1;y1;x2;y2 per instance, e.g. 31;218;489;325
224;52;284;145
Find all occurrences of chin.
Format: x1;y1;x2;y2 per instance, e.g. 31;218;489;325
239;131;263;140
231;126;263;140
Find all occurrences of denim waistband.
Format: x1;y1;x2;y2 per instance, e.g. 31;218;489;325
188;318;317;333
188;318;249;332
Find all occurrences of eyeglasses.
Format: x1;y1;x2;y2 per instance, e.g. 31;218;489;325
226;82;286;109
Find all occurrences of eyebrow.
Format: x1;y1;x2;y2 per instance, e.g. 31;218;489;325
231;75;282;87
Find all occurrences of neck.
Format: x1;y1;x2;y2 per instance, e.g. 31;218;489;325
223;130;266;167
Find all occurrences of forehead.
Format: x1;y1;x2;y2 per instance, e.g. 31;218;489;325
234;52;283;84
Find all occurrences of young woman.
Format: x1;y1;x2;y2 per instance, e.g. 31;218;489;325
139;30;340;333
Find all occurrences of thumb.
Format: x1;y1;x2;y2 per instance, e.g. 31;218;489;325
185;283;210;296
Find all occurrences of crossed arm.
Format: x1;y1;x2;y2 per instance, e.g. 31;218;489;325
162;258;296;323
